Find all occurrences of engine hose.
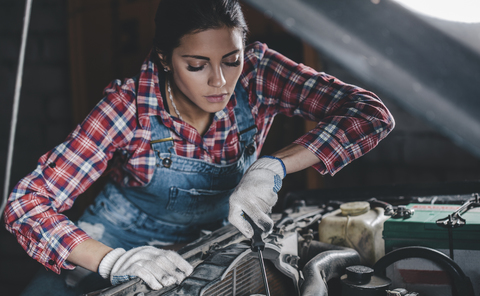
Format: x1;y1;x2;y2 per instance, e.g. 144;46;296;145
367;197;394;216
300;247;360;296
373;246;474;296
298;239;350;269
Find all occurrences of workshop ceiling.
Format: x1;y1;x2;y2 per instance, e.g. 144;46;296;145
243;0;480;158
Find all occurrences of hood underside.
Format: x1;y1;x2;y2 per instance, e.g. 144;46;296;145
243;0;480;158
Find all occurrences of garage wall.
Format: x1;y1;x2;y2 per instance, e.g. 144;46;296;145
0;1;72;294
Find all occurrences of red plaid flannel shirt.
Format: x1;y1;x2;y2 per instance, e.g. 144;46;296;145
4;42;394;273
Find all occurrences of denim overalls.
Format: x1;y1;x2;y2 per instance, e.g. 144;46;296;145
77;82;258;249
19;83;258;296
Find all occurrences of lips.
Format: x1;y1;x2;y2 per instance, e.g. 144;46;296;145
205;93;228;103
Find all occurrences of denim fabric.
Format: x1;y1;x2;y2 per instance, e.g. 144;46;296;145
78;81;257;247
20;82;257;296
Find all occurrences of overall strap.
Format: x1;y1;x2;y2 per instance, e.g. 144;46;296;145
148;115;174;168
136;70;173;156
233;82;257;153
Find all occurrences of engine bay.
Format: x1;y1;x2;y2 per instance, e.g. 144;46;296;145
85;190;478;296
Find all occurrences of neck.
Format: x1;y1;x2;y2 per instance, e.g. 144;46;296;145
167;78;183;121
164;77;213;136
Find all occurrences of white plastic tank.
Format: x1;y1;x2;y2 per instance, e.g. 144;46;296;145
318;201;390;266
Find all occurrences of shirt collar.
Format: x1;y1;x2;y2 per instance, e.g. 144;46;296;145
136;50;238;131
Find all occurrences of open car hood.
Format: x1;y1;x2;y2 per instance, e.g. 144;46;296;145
243;0;480;158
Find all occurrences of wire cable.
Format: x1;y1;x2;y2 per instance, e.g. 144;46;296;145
1;0;34;216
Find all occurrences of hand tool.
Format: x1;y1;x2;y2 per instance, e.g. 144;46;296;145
243;213;271;296
436;193;480;259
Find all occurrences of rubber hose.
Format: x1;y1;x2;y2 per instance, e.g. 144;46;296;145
301;248;360;296
373;246;474;296
298;240;351;269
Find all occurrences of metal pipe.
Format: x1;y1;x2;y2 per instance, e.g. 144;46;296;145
1;0;33;216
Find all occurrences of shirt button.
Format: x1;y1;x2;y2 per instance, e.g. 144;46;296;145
48;162;56;168
48;259;55;265
334;161;341;167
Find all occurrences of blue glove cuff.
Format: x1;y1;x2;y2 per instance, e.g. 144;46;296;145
261;155;287;178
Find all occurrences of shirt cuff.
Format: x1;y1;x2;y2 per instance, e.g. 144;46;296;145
35;222;91;274
293;134;352;176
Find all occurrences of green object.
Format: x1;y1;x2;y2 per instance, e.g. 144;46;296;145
383;204;480;252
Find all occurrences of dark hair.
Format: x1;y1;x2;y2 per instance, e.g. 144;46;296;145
153;0;248;64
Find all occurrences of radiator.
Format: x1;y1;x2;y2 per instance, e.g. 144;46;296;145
201;246;295;296
85;206;323;296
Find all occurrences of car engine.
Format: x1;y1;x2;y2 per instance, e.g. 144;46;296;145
84;194;476;296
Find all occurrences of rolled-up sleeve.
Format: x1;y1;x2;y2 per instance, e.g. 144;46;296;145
292;75;395;175
242;42;395;175
4;79;138;273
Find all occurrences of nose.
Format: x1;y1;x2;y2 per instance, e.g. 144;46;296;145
208;66;226;88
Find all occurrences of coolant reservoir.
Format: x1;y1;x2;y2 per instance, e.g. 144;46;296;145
318;201;390;266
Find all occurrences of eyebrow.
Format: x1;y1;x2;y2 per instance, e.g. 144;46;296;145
181;49;240;60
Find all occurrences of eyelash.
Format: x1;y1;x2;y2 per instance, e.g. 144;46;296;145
187;65;204;72
225;60;241;67
187;60;241;72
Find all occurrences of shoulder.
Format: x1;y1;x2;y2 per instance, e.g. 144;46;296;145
241;42;268;85
243;42;272;69
78;77;139;144
242;42;296;79
244;42;294;65
100;77;138;116
244;42;268;59
103;77;137;102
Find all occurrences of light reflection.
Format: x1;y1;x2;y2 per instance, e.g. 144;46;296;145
392;0;480;23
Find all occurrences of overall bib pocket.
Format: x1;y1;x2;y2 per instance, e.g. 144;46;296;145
167;187;232;219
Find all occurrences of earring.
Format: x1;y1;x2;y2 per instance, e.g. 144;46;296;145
164;68;169;72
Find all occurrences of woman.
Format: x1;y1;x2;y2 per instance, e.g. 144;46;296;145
4;0;394;294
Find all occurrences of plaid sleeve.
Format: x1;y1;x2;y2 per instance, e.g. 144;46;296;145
3;79;138;273
243;42;395;175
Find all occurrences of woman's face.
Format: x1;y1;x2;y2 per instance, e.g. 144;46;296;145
165;26;245;116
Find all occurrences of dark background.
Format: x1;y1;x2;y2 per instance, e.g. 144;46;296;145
1;0;479;295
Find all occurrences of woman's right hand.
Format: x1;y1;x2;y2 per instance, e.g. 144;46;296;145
98;246;193;290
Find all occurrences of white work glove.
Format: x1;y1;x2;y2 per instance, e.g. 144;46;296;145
98;246;193;290
228;156;286;239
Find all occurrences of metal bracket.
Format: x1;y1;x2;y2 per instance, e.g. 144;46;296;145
436;193;480;228
436;193;480;259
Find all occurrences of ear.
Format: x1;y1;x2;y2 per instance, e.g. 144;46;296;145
157;53;170;71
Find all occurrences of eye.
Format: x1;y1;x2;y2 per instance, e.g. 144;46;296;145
187;65;205;72
224;60;241;67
